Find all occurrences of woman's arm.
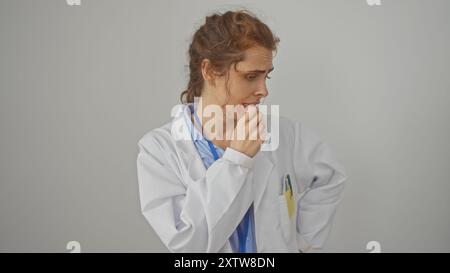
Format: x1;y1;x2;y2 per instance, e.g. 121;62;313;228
292;122;347;252
137;132;255;253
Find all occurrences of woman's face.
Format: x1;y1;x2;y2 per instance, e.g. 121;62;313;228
205;45;274;107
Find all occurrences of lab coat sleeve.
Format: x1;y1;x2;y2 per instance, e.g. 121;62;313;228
137;132;255;253
292;122;347;252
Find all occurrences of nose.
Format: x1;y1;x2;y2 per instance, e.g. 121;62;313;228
256;84;269;98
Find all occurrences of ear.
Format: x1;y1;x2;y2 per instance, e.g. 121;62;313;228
201;59;217;86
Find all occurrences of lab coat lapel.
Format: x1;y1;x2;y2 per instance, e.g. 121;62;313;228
176;139;206;183
170;104;207;182
252;151;274;211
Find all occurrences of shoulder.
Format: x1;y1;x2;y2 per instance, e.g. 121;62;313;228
137;122;174;153
274;115;314;142
271;115;325;155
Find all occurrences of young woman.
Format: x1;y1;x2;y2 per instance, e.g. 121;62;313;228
137;10;347;253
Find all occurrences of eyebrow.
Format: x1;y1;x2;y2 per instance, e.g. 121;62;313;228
243;67;275;74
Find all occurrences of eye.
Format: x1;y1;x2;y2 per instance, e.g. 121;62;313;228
245;74;272;81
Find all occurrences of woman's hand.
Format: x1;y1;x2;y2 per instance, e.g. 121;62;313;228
229;105;266;158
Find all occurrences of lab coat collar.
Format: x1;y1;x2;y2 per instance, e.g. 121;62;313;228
170;104;274;211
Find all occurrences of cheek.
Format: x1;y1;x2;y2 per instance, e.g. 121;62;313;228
213;79;231;101
230;82;256;101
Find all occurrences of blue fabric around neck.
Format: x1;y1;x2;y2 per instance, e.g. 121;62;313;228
184;103;257;253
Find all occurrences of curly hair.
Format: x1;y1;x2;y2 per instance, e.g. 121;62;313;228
180;10;280;103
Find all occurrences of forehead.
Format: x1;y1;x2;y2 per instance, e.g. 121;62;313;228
235;46;273;72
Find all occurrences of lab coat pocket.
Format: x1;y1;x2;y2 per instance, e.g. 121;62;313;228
278;193;300;243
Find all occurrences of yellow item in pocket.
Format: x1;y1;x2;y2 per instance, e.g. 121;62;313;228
284;174;295;218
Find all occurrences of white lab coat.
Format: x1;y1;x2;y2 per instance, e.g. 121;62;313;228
136;105;347;253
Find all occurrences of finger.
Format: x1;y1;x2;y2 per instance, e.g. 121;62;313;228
258;122;267;141
252;110;264;123
248;124;259;140
248;111;260;129
245;105;258;119
257;111;265;126
248;114;261;140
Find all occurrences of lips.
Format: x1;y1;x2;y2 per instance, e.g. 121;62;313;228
242;101;260;107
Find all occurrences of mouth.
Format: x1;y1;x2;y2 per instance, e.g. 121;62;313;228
242;101;260;107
